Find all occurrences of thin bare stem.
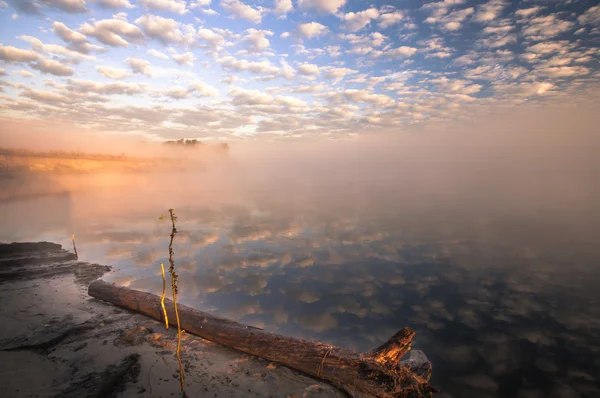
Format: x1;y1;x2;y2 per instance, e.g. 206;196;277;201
167;209;185;395
71;233;78;260
160;262;169;329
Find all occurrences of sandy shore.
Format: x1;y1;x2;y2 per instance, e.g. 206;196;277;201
0;242;342;398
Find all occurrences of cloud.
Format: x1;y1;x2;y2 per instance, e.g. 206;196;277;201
135;14;195;45
17;35;94;62
342;8;380;32
96;65;132;79
198;28;226;50
297;63;320;75
171;51;195;66
342;89;395;107
93;0;134;8
199;7;218;15
273;0;292;18
473;0;508;23
536;66;590;78
385;46;418;57
515;6;541;18
422;0;465;19
80;18;144;47
323;67;357;80
0;44;41;62
243;29;274;53
6;0;42;14
191;0;211;7
25;0;89;13
15;70;35;78
126;57;152;76
147;48;169;59
431;7;474;31
378;11;404;29
138;0;188;15
21;88;74;104
520;14;575;41
67;78;145;95
52;21;105;54
578;6;600;26
296;22;329;39
218;56;280;76
297;0;345;14
30;58;74;76
220;0;263;23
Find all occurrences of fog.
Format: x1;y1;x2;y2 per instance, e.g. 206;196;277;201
1;92;599;251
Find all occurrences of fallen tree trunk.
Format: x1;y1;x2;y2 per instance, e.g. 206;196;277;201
89;280;435;398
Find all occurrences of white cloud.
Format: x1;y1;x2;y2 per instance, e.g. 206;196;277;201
578;6;600;26
297;22;329;39
0;44;39;62
273;0;292;18
378;11;404;29
298;63;320;75
93;0;134;8
135;14;195;45
342;89;395;107
474;0;508;23
536;66;590;78
42;0;88;13
243;29;274;53
342;8;380;32
298;0;345;14
147;49;169;59
31;58;74;76
52;21;96;53
126;57;153;76
385;46;417;57
15;70;35;78
171;51;195;66
220;0;263;24
189;80;219;97
521;14;575;41
192;0;211;7
80;18;144;47
200;8;218;15
138;0;188;14
97;65;132;79
17;35;95;62
422;0;465;19
198;28;226;50
324;67;357;80
515;7;541;18
21;88;74;104
67;78;145;95
218;56;280;76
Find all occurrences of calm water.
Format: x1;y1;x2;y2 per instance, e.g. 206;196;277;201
1;169;599;398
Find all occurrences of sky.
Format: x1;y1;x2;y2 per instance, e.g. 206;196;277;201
0;0;599;143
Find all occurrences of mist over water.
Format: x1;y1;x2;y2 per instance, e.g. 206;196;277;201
1;99;600;397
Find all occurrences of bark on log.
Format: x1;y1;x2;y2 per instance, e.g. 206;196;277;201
88;280;435;398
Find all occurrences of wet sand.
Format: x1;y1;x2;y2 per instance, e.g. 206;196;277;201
0;242;342;398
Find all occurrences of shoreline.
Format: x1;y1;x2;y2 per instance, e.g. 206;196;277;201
0;242;341;398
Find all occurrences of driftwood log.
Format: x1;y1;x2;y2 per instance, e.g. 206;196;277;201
89;280;435;397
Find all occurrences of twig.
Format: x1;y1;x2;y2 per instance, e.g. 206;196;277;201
160;263;169;329
317;346;333;379
167;209;185;396
71;233;78;260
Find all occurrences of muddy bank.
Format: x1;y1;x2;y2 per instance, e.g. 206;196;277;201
0;242;342;398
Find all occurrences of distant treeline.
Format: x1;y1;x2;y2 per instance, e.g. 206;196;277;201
164;139;229;151
0;147;128;161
